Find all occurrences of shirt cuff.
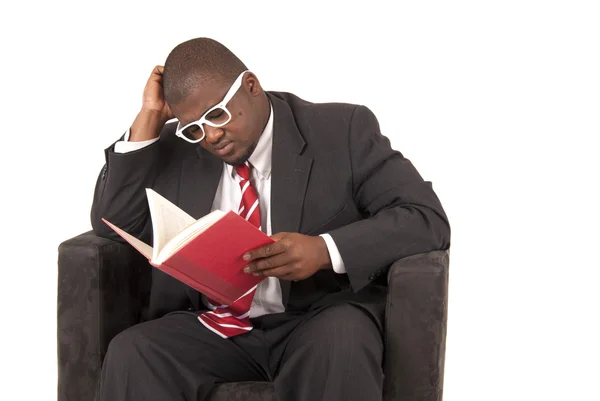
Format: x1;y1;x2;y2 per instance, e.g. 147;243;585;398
113;128;160;154
320;233;347;274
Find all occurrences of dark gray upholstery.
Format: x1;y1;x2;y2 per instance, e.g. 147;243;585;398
57;231;449;401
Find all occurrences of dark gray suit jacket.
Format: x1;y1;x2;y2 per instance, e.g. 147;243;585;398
91;91;450;330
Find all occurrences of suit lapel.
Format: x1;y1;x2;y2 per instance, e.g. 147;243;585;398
179;147;223;309
269;93;313;306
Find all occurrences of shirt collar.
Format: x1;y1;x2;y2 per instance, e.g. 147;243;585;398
226;101;274;180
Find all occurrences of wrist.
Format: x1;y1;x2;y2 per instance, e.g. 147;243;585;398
316;236;333;270
129;109;170;142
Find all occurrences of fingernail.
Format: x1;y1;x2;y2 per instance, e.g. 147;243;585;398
243;266;251;273
243;254;251;261
253;272;261;276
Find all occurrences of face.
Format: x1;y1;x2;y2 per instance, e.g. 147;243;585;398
170;73;265;165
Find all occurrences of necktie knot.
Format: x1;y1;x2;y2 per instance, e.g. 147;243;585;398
235;163;251;181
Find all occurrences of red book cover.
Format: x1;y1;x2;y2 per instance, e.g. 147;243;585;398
102;211;273;306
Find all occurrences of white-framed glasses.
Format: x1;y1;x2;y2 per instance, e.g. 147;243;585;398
175;70;250;143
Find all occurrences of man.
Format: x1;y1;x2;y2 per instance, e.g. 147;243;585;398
91;37;450;401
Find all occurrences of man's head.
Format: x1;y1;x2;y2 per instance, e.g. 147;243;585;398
163;38;270;165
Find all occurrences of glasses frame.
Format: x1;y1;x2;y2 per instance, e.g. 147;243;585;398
175;70;250;143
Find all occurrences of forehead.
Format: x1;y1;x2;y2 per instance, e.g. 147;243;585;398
174;79;230;124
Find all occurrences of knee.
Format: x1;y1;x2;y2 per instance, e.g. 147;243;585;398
104;325;148;367
312;304;383;360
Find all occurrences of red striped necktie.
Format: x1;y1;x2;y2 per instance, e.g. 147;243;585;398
198;163;261;338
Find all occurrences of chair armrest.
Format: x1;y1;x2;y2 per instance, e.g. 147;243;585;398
383;250;449;401
57;231;151;401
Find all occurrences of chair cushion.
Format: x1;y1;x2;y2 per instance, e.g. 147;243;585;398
208;382;276;401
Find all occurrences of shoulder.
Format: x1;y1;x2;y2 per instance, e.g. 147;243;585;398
267;91;380;138
267;90;368;122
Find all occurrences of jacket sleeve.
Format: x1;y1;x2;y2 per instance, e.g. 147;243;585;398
328;106;451;292
90;123;176;243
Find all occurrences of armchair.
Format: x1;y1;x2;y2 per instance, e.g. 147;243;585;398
57;231;449;401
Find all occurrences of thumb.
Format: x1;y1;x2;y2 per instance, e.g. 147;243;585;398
270;232;288;242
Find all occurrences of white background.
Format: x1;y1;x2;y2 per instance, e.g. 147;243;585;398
1;1;598;400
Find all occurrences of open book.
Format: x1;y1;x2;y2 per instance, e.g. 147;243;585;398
102;189;273;306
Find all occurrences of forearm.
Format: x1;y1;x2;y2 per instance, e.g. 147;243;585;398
329;189;450;292
90;141;161;242
129;109;169;142
91;110;174;241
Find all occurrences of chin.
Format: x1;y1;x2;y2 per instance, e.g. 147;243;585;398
224;157;248;166
222;151;249;166
223;144;255;166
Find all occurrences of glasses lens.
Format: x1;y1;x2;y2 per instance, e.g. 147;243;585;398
181;124;204;141
205;107;230;126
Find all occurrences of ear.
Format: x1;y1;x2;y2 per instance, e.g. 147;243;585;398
244;72;262;97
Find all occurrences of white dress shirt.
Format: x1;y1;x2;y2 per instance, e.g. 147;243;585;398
115;104;347;317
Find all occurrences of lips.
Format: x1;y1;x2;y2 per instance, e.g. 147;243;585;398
213;141;234;156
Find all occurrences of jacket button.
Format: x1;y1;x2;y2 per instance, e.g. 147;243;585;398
368;274;376;280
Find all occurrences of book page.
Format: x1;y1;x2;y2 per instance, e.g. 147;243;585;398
156;209;226;264
146;188;197;261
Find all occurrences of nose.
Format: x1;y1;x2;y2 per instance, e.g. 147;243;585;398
204;125;225;144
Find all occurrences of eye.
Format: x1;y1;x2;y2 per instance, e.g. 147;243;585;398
182;124;202;139
186;125;200;134
206;109;224;121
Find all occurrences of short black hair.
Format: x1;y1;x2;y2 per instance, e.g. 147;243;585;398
163;38;247;105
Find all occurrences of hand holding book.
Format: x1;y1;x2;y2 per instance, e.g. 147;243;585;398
241;232;332;280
